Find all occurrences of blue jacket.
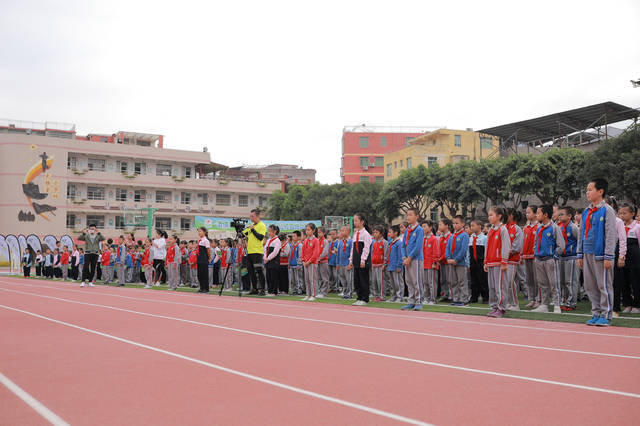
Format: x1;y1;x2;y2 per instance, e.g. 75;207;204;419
577;202;616;261
559;222;578;259
534;222;565;259
403;224;424;261
387;239;403;271
289;242;301;267
125;253;133;268
336;239;352;266
116;244;126;264
79;254;84;265
328;241;338;266
445;230;469;267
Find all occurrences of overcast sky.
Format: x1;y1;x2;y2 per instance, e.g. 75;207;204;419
1;0;639;183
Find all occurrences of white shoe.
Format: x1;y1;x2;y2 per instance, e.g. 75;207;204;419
532;304;549;313
426;301;436;305
302;296;310;301
144;285;152;289
632;308;640;314
339;292;344;296
316;294;324;298
88;282;95;287
553;305;562;314
80;282;85;287
507;305;520;311
308;297;316;301
352;300;361;306
623;306;632;313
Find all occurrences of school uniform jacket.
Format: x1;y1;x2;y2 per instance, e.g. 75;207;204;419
445;230;469;267
468;233;487;266
336;239;352;267
484;225;511;267
318;237;330;264
439;232;451;264
350;228;373;266
577;201;617;261
387;238;403;272
403;224;425;261
289;242;301;267
558;222;579;260
521;222;539;260
264;237;282;269
422;233;440;269
533;222;565;260
302;237;320;265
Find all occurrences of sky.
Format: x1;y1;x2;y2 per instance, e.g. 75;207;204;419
1;0;639;184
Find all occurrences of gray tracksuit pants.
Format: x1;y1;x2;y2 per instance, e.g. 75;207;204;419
167;263;179;289
559;258;579;307
422;268;437;303
289;266;303;294
440;263;451;299
451;264;470;303
523;258;538;302
117;263;125;285
535;258;561;306
337;266;352;297
582;254;614;320
371;266;384;299
405;259;423;305
304;264;318;297
317;262;328;296
488;266;507;311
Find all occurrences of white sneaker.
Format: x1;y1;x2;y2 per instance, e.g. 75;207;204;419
80;282;85;287
532;304;549;313
316;294;324;299
88;282;95;287
302;296;310;301
352;300;361;306
623;306;632;313
144;285;152;289
167;288;175;291
631;308;640;314
339;292;344;296
308;297;316;301
426;301;436;305
507;305;520;311
553;305;562;314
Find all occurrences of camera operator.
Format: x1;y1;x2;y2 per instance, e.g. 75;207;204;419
242;209;267;295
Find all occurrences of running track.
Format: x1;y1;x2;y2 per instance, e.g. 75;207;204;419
1;276;639;425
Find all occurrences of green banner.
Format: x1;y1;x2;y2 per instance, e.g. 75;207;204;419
194;216;321;233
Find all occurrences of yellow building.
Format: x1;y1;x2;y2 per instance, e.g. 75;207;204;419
384;129;499;180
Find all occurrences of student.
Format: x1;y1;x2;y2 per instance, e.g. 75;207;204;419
336;226;353;299
188;242;198;289
101;246;112;284
263;225;282;296
142;240;153;288
349;213;373;306
277;235;290;294
401;208;425;311
179;241;189;287
70;245;79;281
328;229;339;293
468;219;488;304
446;215;470;307
578;179;618;325
484;206;511;318
505;208;524;310
370;225;388;302
610;197;628;317
35;250;43;277
532;205;565;313
209;240;221;287
43;248;53;278
302;223;320;301
288;231;303;295
522;205;539;308
22;248;33;277
166;235;181;291
220;238;234;290
386;225;404;303
619;203;640;313
125;248;134;283
58;246;69;281
438;218;453;302
420;220;440;305
115;235;127;287
196;227;212;293
316;227;330;298
152;229;167;286
557;206;580;311
53;249;61;279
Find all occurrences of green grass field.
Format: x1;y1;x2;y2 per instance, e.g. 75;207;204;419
8;274;640;328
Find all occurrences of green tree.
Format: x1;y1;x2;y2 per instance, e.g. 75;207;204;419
376;164;436;222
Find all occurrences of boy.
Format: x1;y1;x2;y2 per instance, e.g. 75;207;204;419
289;232;303;295
43;248;53;278
115;235;127;287
438;219;453;302
522;206;539;308
370;226;388;302
557;206;580;311
578;178;617;326
421;220;440;305
60;246;70;281
468;219;488;304
166;235;180;290
505;209;524;310
336;227;353;299
446;215;470;306
387;225;404;303
188;242;199;288
401;208;425;311
328;229;338;293
100;247;113;284
316;227;330;298
532;205;565;313
220;239;233;290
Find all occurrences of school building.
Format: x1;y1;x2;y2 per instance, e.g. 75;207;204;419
0;118;281;244
383;128;499;181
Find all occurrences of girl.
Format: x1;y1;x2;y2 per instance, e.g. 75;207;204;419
264;225;282;296
387;225;404;303
152;229;167;286
421;220;440;305
53;249;61;279
301;223;320;301
166;235;181;291
60;246;70;281
142;239;153;288
484;206;511;318
505;208;524;311
316;227;330;298
220;239;233;290
35;250;43;277
278;234;291;294
71;245;80;281
370;225;387;302
100;246;113;284
522;205;539;309
619;204;640;313
438;218;453;302
349;213;372;306
196;227;212;293
22;248;33;277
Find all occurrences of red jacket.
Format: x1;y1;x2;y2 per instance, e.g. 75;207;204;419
60;252;70;265
422;234;440;269
506;222;520;263
166;244;176;264
101;251;111;266
371;240;385;265
522;223;538;259
439;233;451;264
189;249;198;268
485;225;511;267
142;249;151;266
301;237;320;264
221;249;228;268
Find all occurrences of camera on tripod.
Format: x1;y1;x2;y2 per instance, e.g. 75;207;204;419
230;218;248;239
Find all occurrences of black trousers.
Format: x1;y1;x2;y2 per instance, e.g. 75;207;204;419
621;268;640;308
23;266;30;277
266;266;279;294
278;265;289;293
469;261;489;303
353;266;370;302
246;253;265;292
82;253;99;282
153;259;166;284
71;264;79;280
35;265;42;276
197;262;209;292
44;266;53;278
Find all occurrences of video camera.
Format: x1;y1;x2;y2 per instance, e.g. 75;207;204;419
230;218;248;239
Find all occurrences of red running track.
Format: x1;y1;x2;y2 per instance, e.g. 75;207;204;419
1;276;639;425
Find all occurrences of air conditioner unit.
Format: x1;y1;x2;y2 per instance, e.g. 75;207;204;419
185;205;191;212
362;166;368;171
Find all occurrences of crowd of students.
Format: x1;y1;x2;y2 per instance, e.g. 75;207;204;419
20;178;640;326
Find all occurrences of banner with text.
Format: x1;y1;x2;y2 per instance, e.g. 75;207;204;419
194;216;321;234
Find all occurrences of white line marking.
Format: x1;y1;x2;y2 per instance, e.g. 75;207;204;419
3;285;638;360
0;371;70;426
2;290;640;399
0;304;431;426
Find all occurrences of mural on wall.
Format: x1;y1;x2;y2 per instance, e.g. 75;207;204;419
19;148;58;222
0;233;74;270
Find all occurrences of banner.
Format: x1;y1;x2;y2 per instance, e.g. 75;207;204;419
194;216;321;234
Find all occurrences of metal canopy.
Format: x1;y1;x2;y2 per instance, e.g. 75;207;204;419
478;101;639;145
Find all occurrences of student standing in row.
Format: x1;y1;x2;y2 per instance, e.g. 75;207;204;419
401;208;425;311
485;207;511;318
302;223;320;301
142;240;153;289
421;220;440;305
289;231;303;295
387;225;404;303
505;209;524;310
438;219;453;301
165;235;180;290
619;203;640;313
35;250;43;277
446;215;470;307
196;227;212;293
278;235;290;294
468;220;488;304
557;206;580;311
316;227;330;298
60;246;70;281
336;226;353;299
152;229;167;286
370;225;388;302
22;248;33;277
532;205;565;313
328;230;338;293
522;205;539;308
116;235;127;287
350;213;372;306
264;225;282;296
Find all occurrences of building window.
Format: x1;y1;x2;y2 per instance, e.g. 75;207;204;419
67;156;77;170
181;192;191;205
86;215;105;228
407;157;412;169
180;218;191;231
386;164;392;177
427;156;438;167
115;216;125;229
156;164;172;176
115;188;127;202
400;159;403;167
394;161;397;169
87;186;105;200
454;135;461;147
155;191;171;203
258;196;268;207
480;137;493;150
380;136;387;147
134;190;146;203
155;217;171;229
405;137;414;146
116;161;128;174
66;213;76;228
239;195;249;207
197;193;208;205
374;157;383;167
67;184;77;199
360;157;369;168
87;158;105;172
183;167;192;179
134;162;146;175
359;137;369;148
360;176;370;183
375;176;384;184
216;194;231;206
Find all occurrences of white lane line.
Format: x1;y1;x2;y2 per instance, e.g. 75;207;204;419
0;304;431;426
0;371;70;426
2;291;640;400
4;278;640;340
3;285;637;360
4;278;640;341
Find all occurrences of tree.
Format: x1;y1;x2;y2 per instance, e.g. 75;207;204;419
376;165;436;222
430;161;483;218
470;157;511;214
